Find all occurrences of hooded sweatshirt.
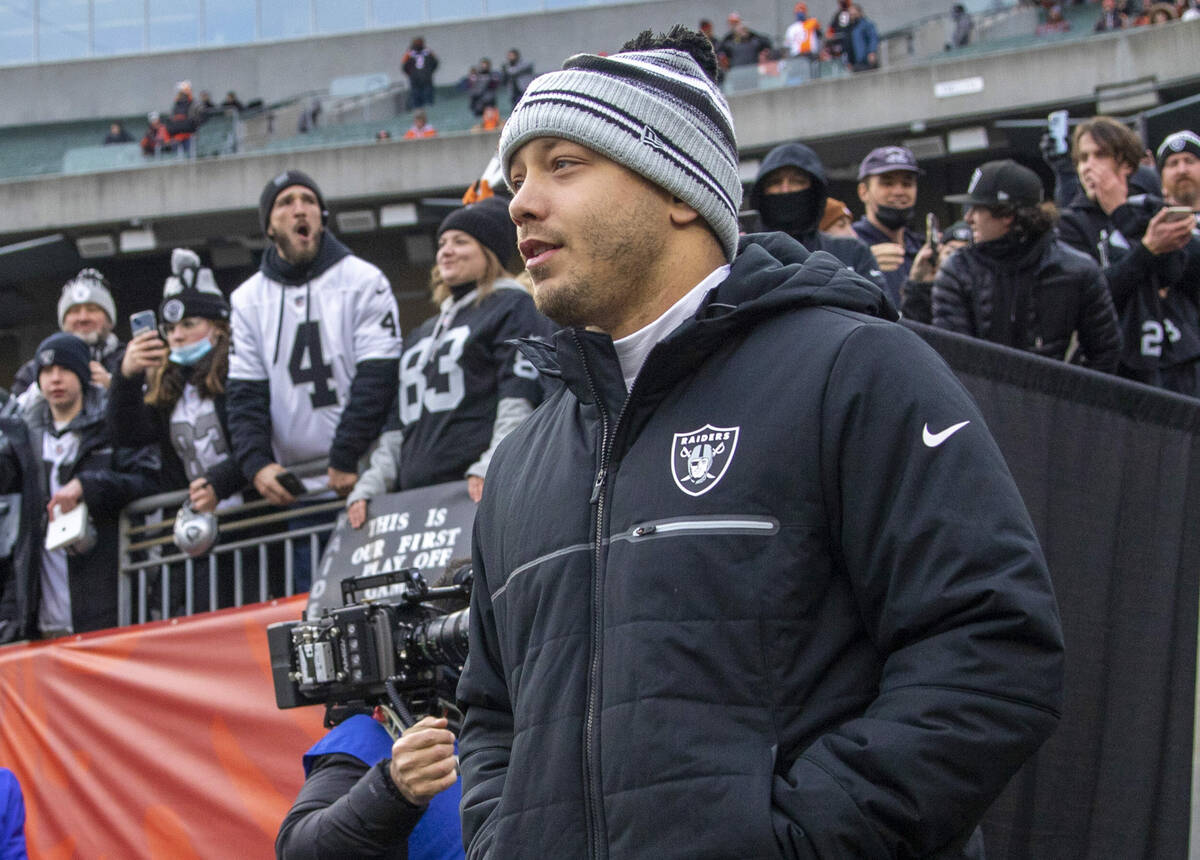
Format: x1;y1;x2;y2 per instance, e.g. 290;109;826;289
750;143;885;293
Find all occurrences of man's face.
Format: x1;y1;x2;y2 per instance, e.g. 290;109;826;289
965;206;1013;244
762;166;813;195
268;184;323;265
62;302;112;345
1102;0;1114;10
38;365;82;412
1162;151;1199;208
858;171;918;215
1074;132;1133;202
509;138;674;338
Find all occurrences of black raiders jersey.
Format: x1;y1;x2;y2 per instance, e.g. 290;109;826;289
397;282;554;489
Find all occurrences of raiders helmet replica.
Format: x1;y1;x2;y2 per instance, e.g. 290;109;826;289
173;500;218;557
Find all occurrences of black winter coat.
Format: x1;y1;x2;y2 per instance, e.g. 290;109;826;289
458;234;1064;858
1058;191;1200;393
0;415;43;642
106;368;244;500
0;387;159;634
932;230;1121;372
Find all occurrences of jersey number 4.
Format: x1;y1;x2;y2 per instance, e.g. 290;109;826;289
289;321;338;408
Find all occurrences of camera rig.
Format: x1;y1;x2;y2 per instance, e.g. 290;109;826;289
268;567;470;733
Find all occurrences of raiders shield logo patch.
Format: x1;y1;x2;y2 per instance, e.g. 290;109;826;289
162;298;185;323
672;424;739;497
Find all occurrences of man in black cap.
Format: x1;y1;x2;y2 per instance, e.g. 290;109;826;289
852;145;925;307
0;334;158;640
1157;130;1200;212
749;142;885;290
931;159;1120;372
226;170;402;540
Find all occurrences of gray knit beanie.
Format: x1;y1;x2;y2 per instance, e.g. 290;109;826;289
498;47;742;262
58;268;116;328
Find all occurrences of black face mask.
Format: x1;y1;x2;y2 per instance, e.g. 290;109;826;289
874;204;915;231
758;188;822;236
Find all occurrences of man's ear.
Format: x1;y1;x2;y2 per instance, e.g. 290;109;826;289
856;181;869;205
668;196;702;227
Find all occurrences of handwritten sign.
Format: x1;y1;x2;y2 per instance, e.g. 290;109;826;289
306;481;475;618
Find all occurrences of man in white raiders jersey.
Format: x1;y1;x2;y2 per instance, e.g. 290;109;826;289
226;170;402;513
346;197;554;526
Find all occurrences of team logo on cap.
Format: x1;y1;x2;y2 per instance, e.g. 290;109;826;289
70;283;92;303
39;350;54;366
883;147;911;164
967;168;983;194
1170;137;1186;152
672;424;739;497
162;298;185;323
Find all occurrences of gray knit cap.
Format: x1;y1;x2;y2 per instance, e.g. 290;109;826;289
58;268;116;328
498;48;742;262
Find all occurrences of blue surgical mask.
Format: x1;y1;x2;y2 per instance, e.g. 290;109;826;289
169;337;214;366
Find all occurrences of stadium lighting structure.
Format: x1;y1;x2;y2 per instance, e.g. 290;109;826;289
119;228;156;253
76;235;116;258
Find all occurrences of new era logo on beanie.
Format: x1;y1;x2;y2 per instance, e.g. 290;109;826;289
498;39;743;262
35;333;91;391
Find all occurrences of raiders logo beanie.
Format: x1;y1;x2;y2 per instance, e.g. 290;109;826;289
498;44;742;262
35;333;91;390
58;268;116;329
259;169;326;234
159;248;230;325
1156;130;1200;172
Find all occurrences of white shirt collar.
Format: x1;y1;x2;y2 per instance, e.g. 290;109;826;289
612;265;731;391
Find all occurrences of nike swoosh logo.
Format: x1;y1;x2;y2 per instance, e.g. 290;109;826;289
922;420;970;447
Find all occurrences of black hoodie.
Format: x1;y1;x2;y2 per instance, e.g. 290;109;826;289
226;231;401;478
749;142;885;293
459;231;1062;859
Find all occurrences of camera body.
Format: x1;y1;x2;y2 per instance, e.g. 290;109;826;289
268;568;470;717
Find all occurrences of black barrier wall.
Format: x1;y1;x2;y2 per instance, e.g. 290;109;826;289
907;321;1200;859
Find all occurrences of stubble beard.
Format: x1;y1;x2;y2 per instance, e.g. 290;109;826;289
528;193;668;335
275;226;322;267
1167;179;1198;209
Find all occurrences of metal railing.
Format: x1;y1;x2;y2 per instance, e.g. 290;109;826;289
117;460;339;627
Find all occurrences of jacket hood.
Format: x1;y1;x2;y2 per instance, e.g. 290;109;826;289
260;231;352;286
750;142;829;211
521;231;896;381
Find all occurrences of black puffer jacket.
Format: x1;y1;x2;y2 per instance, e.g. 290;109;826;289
749;143;885;293
458;233;1064;858
932;230;1121;372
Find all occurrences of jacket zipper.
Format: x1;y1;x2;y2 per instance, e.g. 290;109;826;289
621;516;779;540
572;329;612;860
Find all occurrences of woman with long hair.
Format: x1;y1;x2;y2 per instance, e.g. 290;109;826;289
347;197;553;526
108;248;244;512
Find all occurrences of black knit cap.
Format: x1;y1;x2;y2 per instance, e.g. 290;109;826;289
1156;130;1200;171
35;333;91;391
259;169;327;234
159;249;230;325
437;198;518;268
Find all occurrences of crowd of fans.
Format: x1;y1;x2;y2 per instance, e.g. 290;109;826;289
1;105;1195;644
106;80;256;157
